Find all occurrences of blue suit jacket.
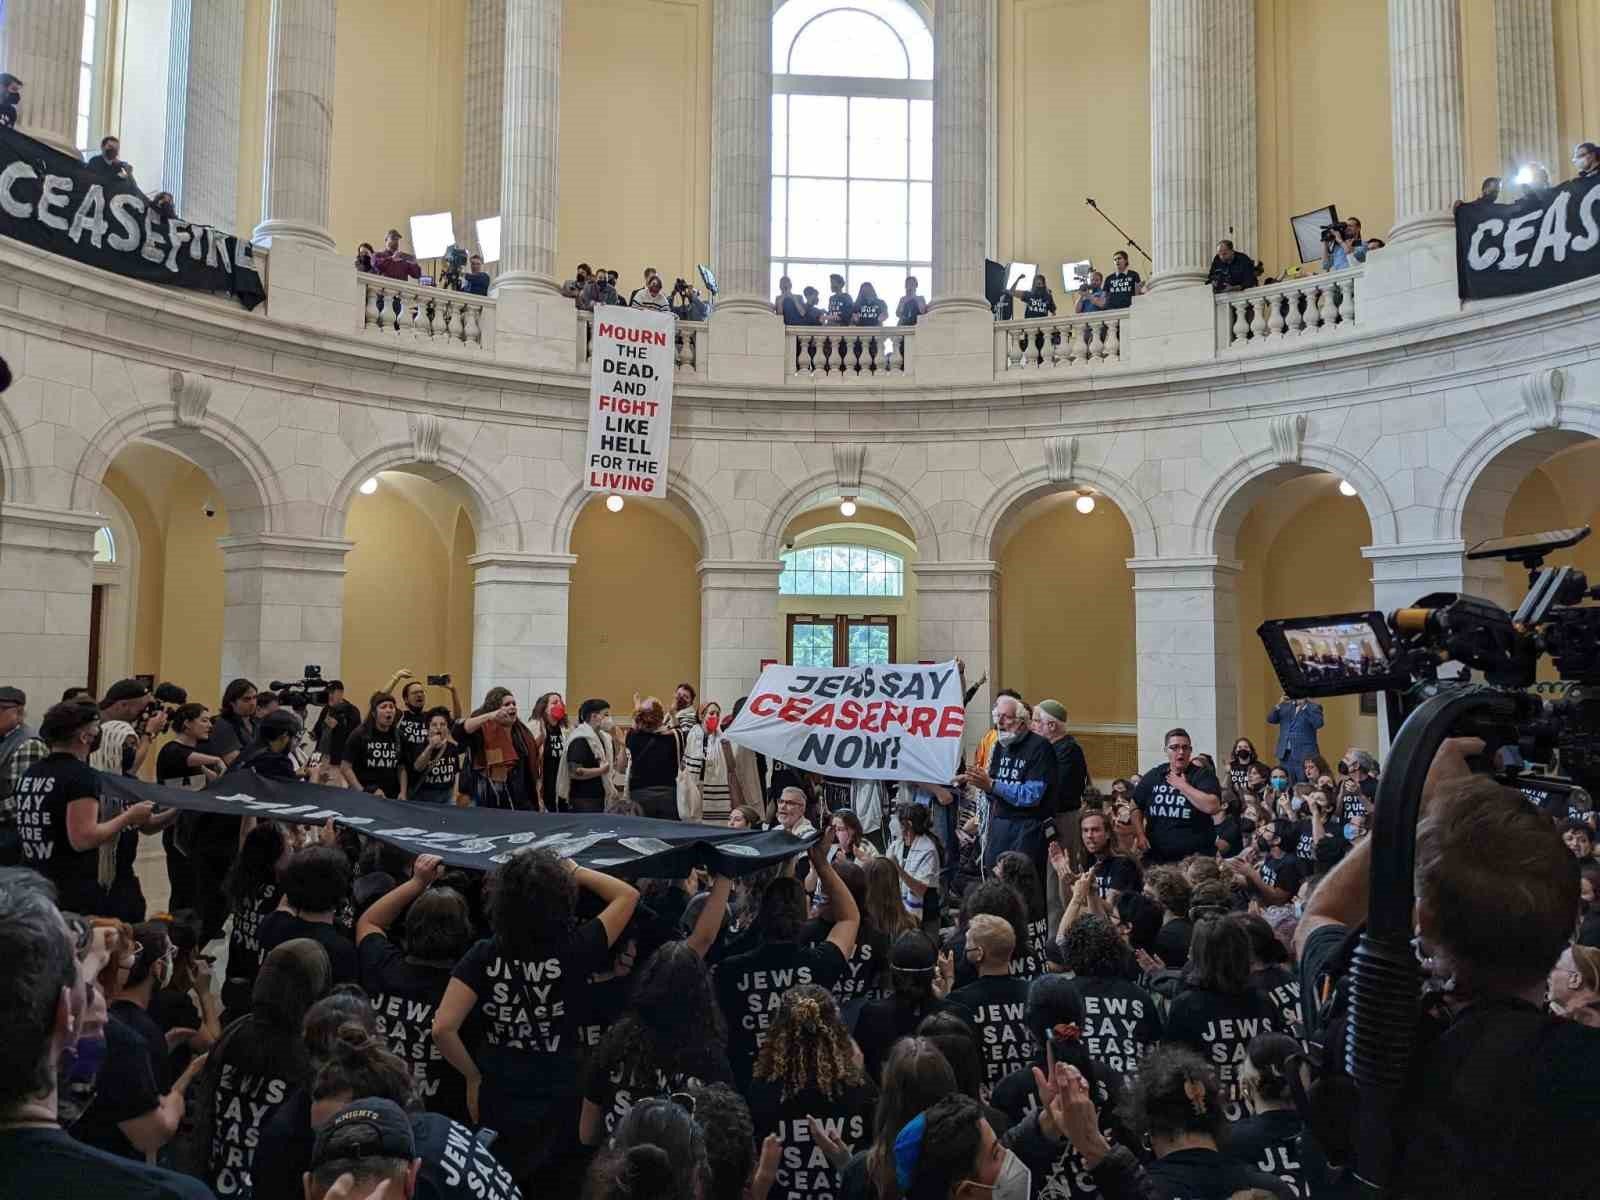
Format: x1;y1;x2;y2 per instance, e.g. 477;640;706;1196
1267;700;1324;768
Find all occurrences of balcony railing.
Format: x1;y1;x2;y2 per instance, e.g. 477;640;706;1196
1216;265;1361;352
361;275;493;349
785;327;912;380
578;310;705;375
994;311;1125;372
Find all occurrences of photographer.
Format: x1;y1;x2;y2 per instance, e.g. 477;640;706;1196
462;253;491;295
1319;218;1366;271
1074;270;1108;314
562;262;593;303
1298;739;1600;1199
1207;239;1258;292
671;280;709;321
372;229;421;282
0;73;19;129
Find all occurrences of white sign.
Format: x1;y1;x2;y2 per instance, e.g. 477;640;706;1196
724;660;966;783
584;306;676;499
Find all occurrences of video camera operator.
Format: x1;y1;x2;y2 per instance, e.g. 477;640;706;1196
670;278;709;321
1208;239;1258;292
462;252;491;295
1297;739;1600;1199
1319;218;1367;271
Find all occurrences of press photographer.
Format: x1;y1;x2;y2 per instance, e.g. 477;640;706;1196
1207;239;1259;291
670;277;710;320
1319;218;1366;270
462;253;491;295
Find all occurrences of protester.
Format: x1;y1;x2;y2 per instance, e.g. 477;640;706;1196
455;688;541;810
888;800;940;927
628;697;682;820
948;914;1036;1092
0;685;46;866
960;693;1058;879
1134;728;1223;865
1059;912;1162;1084
258;844;359;985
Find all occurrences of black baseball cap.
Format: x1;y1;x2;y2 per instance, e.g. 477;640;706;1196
101;678;151;706
311;1098;415;1169
0;686;24;706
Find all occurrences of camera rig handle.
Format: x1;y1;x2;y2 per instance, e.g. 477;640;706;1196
1350;683;1526;1196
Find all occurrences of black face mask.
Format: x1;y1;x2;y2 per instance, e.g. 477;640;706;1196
1234;750;1254;764
1255;835;1274;855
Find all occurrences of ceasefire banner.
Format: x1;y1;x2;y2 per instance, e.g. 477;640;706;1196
723;660;966;783
1455;170;1600;300
97;771;808;878
0;126;265;310
584;305;676;498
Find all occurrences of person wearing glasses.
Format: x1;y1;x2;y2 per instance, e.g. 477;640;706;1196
1133;728;1223;865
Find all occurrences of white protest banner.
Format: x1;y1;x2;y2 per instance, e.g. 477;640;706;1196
723;660;966;782
585;306;677;498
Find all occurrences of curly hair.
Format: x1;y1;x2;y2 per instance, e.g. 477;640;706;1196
1144;865;1193;920
491;847;577;956
596;941;727;1089
1180;855;1223;887
1063;912;1134;979
752;983;863;1102
756;876;808;943
1120;1045;1225;1144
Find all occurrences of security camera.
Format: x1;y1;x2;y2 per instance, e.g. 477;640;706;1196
202;500;217;518
783;539;795;550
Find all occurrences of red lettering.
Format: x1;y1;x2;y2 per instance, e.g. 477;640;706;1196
596;396;660;416
586;471;657;493
936;706;966;738
595;322;670;347
835;700;862;731
803;703;836;727
748;692;782;717
860;703;883;734
907;706;934;737
777;696;812;722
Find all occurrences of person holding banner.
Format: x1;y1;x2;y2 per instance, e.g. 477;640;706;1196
959;694;1059;883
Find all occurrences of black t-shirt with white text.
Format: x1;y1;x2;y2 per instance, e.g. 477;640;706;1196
413;739;461;803
1134;762;1223;863
1062;975;1163;1083
749;1077;876;1200
411;1114;523;1200
986;730;1059;823
854;298;888;325
1103;270;1141;308
344;726;403;796
1089;852;1143;900
258;911;358;985
1258;852;1307;900
397;708;431;769
583;1039;734;1137
14;752;105;906
826;292;855;324
949;975;1038;1092
1164;986;1285;1121
224;882;279;1012
1250;964;1301;1034
1224;1108;1332;1199
360;932;468;1122
206;1051;295;1198
1147;1147;1294;1200
715;939;848;1091
802;918;889;1003
1022;290;1056;319
450;922;610;1121
990;1065;1122;1200
0;1126;213;1200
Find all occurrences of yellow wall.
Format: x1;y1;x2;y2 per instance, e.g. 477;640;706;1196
447;509;477;700
568;498;701;708
158;468;228;708
996;498;1137;727
1555;0;1600;161
996;0;1152;275
1236;487;1378;765
105;464;167;678
778;509;920;664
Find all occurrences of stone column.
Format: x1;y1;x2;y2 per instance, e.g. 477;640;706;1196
1387;0;1465;242
0;504;100;705
1207;0;1255;260
461;0;506;260
699;561;783;708
709;0;770;313
1127;555;1240;767
914;562;998;754
496;0;561;294
469;552;574;710
1148;0;1211;289
253;0;338;252
219;535;351;697
930;0;989;309
1494;0;1557;178
0;0;86;153
165;0;246;229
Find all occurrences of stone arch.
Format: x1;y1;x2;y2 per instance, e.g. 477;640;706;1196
0;378;29;504
323;445;524;553
69;403;284;534
759;469;940;561
973;461;1160;560
1434;410;1600;546
1192;442;1399;558
550;469;729;559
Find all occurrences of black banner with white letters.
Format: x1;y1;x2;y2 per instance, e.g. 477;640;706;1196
98;771;808;878
0;126;265;310
1455;170;1600;300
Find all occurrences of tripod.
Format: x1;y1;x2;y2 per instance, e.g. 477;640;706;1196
1085;198;1151;264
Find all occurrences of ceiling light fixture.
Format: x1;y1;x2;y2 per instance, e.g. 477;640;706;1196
359;477;378;495
839;498;858;517
606;494;625;513
1339;479;1358;497
1075;492;1096;514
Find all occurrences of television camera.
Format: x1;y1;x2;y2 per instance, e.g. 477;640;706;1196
270;664;332;710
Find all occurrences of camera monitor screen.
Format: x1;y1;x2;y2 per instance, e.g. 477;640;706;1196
1257;612;1408;698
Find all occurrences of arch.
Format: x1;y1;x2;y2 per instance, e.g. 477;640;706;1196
1433;408;1600;544
1192;442;1400;558
759;468;939;561
69;403;284;534
550;469;728;559
974;462;1160;560
0;375;29;504
323;445;524;553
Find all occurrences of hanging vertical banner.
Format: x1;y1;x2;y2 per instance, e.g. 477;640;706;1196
584;306;676;498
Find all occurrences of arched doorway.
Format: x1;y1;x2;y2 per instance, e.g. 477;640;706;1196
779;504;918;668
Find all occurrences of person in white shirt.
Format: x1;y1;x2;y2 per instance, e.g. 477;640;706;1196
889;801;940;924
630;272;672;313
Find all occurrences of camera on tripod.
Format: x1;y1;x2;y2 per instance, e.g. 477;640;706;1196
270;664;331;709
439;243;469;291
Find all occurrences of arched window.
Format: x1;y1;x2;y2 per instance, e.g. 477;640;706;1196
771;0;932;322
779;544;904;597
93;526;115;563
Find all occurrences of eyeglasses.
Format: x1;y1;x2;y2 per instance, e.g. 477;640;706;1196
62;912;91;958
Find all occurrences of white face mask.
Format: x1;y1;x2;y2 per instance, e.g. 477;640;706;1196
598;715;615;731
965;1149;1031;1200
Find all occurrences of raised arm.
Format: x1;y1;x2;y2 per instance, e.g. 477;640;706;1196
574;863;640;946
357;854;443;944
686;875;733;959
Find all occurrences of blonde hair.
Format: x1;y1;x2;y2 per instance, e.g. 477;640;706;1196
967;913;1015;962
752;984;863;1101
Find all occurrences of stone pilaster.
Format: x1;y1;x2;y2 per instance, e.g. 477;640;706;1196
0;0;87;153
165;0;246;230
461;0;506;260
698;560;783;709
253;0;338;252
469;552;574;709
1387;0;1465;242
1494;0;1557;178
1207;0;1255;260
914;562;997;753
1128;555;1240;767
0;504;100;705
1148;0;1211;289
220;535;351;697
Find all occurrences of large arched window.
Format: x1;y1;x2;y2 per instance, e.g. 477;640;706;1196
779;543;905;597
771;0;932;321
